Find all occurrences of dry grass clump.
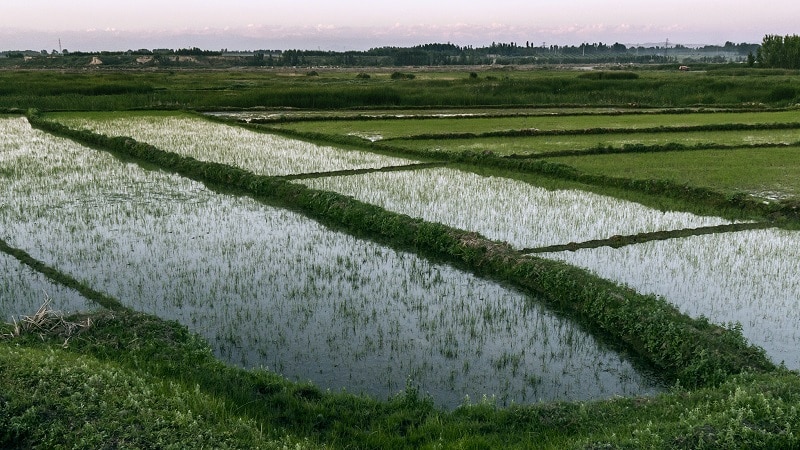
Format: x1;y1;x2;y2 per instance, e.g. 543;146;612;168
2;296;92;347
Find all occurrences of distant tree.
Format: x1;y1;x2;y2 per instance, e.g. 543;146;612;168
757;34;800;69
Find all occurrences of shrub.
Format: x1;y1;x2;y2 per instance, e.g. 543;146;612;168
390;72;415;80
765;86;797;102
578;71;640;80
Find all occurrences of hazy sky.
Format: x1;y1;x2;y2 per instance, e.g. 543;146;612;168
2;1;798;51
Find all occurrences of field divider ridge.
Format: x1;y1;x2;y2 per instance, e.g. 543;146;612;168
27;113;777;389
0;236;125;311
521;222;775;254
279;161;449;180
502;141;800;160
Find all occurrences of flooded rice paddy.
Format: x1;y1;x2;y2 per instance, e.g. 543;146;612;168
298;167;735;249
1;116;662;408
541;229;800;369
52;113;417;176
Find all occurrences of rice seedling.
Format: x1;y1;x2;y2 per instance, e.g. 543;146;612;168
298;167;736;249
1;116;661;408
540;228;800;369
49;112;417;176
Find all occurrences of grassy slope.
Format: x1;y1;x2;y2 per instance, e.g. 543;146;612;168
3;309;800;449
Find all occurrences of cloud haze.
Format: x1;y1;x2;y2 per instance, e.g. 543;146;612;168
2;1;797;51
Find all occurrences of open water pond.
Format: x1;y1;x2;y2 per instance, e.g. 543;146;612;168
0;117;662;408
298;167;734;249
50;113;417;176
540;229;800;369
0;252;95;322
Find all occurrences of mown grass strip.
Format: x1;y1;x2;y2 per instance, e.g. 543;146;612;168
521;222;775;254
27;112;776;389
0;237;124;311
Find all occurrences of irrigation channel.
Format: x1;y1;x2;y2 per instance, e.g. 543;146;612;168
3;113;797;407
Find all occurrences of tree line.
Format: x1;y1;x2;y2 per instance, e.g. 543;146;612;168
758;35;800;69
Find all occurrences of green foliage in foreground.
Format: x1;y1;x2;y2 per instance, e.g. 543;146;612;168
2;309;800;449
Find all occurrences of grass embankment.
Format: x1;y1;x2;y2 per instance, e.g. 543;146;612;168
3;305;800;449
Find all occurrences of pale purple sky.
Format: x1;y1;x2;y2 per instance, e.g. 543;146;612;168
2;1;797;51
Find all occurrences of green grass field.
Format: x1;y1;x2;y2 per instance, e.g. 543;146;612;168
271;110;800;138
382;129;800;155
546;146;800;200
2;67;799;110
3;65;800;448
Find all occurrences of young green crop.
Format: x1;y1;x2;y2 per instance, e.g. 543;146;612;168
547;146;800;201
268;110;800;139
386;129;800;156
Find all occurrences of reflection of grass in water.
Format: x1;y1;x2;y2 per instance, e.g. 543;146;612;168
1;116;661;409
300;167;734;249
